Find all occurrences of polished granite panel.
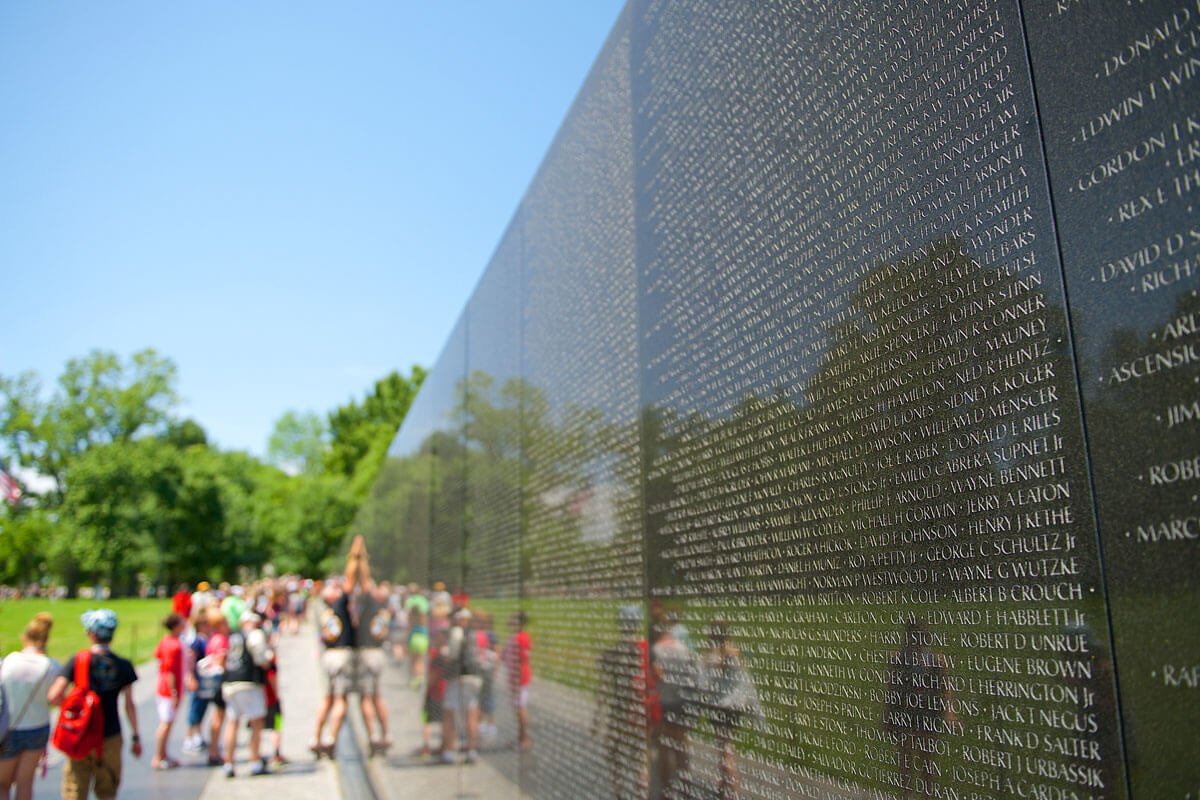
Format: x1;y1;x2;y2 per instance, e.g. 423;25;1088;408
464;217;524;605
361;1;1199;797
1025;1;1200;795
427;317;469;594
462;217;524;796
353;370;437;586
634;1;1123;797
517;10;642;798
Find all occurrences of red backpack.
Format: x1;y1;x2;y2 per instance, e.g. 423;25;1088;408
52;650;105;760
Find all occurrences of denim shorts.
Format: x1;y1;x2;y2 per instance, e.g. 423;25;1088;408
0;725;49;758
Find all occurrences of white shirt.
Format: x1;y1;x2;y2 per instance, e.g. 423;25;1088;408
0;651;60;730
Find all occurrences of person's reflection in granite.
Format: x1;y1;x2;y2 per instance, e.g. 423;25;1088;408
650;619;699;799
883;620;955;799
700;619;759;800
593;606;653;800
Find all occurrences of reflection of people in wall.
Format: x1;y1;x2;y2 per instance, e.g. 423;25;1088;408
884;620;954;800
501;611;533;750
700;619;758;800
650;620;698;799
593;606;655;800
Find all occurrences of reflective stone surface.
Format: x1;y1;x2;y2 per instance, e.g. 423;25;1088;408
1026;1;1200;795
352;1;1199;797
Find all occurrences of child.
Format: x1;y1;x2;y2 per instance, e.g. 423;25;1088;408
502;610;532;750
474;610;500;739
407;610;429;689
420;630;448;757
153;613;187;769
262;653;287;765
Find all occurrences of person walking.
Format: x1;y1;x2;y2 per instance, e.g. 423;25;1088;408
441;608;483;764
181;610;213;754
0;613;58;800
48;609;141;800
219;611;273;777
151;613;187;770
203;608;230;767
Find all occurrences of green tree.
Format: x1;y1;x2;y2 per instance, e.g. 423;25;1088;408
326;366;427;481
266;411;328;475
0;348;178;503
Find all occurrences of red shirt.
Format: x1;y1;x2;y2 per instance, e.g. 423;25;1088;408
504;630;532;687
172;591;192;618
206;633;229;658
155;634;184;698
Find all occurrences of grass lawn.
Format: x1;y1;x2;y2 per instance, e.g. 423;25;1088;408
0;597;177;665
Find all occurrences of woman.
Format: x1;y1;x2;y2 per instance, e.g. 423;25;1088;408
0;613;58;800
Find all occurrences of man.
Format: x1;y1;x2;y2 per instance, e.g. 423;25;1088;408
220;611;273;777
351;558;392;755
190;581;215;614
48;609;142;800
441;608;483;764
311;576;355;756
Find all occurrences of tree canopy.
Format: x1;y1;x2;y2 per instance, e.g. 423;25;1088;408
0;349;424;594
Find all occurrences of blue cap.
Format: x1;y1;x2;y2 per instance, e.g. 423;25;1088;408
81;608;118;638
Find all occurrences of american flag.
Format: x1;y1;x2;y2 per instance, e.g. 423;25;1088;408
0;469;21;506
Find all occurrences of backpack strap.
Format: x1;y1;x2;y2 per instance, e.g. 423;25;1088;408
73;650;91;691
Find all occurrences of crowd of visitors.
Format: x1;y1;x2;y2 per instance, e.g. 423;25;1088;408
0;543;546;799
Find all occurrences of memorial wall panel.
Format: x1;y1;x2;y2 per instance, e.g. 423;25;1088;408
428;318;469;594
634;1;1122;798
519;9;642;796
462;217;524;795
355;372;437;586
357;1;1199;797
1026;2;1200;795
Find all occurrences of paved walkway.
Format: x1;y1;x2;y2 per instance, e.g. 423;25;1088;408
33;625;340;800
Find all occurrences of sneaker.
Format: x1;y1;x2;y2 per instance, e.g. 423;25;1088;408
250;759;270;776
223;763;235;779
441;751;457;764
465;750;478;764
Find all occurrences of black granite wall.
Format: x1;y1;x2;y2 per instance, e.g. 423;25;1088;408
353;2;1200;797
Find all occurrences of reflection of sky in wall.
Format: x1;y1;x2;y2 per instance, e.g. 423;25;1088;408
637;4;1062;424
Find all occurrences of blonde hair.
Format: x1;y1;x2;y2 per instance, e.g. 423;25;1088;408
22;612;53;649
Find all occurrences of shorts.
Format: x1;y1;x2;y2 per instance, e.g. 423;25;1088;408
62;734;122;800
408;631;429;656
322;648;355;696
188;694;211;727
510;685;529;709
222;683;267;720
355;648;385;695
0;724;49;758
443;677;482;712
262;702;282;731
212;690;226;711
156;696;178;723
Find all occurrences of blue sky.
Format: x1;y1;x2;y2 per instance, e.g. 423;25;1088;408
0;1;625;456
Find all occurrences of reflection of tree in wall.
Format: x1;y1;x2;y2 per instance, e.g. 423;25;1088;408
646;237;1080;599
458;371;523;599
366;372;640;598
640;238;1096;794
350;445;435;585
429;427;468;592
